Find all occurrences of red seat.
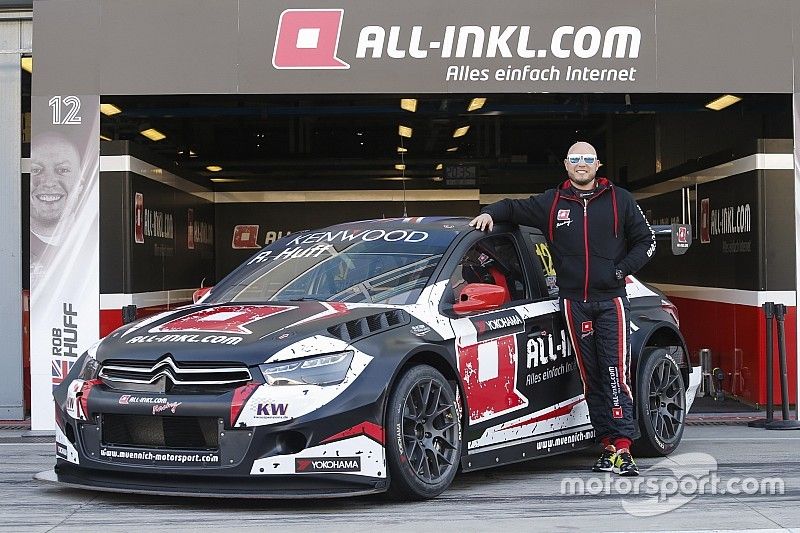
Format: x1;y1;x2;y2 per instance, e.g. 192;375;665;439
487;266;511;304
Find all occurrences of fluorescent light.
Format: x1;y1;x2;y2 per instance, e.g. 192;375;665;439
206;165;223;172
100;134;112;141
394;164;406;171
210;178;247;183
705;94;741;111
397;146;408;153
398;125;413;138
453;126;470;138
467;97;486;111
446;147;458;152
400;98;418;112
139;128;166;141
435;163;443;170
20;57;32;73
100;103;122;116
189;150;197;157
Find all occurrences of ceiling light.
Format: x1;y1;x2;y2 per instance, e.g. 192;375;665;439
100;134;112;141
100;103;122;116
398;125;413;138
705;94;741;111
210;178;247;183
139;128;166;141
400;98;418;112
467;97;486;111
435;163;443;170
377;176;413;181
453;126;470;138
189;150;197;157
206;165;223;172
395;164;406;171
397;146;408;153
446;147;458;152
20;57;32;73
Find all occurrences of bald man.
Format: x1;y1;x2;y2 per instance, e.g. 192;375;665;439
471;142;655;476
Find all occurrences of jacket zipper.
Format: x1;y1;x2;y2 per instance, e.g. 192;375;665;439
583;199;589;302
558;186;611;302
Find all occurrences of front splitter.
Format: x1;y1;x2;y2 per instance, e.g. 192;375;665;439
34;468;386;499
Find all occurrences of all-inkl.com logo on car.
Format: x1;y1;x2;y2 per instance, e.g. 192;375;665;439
272;9;350;69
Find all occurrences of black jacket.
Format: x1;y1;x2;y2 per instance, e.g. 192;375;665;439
481;178;655;302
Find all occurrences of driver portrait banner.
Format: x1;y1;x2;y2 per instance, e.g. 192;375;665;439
30;95;100;430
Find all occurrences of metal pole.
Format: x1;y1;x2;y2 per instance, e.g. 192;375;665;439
766;304;800;429
749;302;775;428
766;302;775;422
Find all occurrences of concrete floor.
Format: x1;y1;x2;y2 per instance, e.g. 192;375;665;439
2;425;799;532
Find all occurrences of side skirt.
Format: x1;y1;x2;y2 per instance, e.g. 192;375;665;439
461;424;595;472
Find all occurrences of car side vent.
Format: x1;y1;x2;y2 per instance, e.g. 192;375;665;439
328;310;409;342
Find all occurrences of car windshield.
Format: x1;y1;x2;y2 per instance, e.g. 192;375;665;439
207;223;460;305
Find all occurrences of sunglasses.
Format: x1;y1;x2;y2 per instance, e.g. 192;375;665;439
567;153;598;165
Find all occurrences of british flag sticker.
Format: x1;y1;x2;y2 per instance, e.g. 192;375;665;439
52;358;75;389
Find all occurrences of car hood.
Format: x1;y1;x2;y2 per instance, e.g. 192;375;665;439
97;301;405;366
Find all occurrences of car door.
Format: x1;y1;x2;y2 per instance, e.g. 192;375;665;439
521;229;585;415
445;232;565;449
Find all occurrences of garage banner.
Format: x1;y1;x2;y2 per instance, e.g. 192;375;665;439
30;95;100;431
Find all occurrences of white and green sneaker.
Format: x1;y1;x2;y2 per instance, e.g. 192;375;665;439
612;451;640;476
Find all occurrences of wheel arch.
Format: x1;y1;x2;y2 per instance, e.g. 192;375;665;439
631;322;691;415
387;347;467;455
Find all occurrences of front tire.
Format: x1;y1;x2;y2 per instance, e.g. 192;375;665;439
635;347;687;456
385;365;462;500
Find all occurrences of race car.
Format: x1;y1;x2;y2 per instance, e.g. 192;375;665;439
42;217;700;499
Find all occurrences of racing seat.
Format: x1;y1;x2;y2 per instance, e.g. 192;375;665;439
487;266;511;304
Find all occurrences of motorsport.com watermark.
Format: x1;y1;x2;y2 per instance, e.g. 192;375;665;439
560;452;784;517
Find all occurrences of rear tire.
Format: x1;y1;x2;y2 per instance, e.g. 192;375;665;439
385;365;462;500
635;347;687;456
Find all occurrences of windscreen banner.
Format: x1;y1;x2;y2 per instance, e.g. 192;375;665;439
29;96;100;431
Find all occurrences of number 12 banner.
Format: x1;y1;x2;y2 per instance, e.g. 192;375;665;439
30;95;100;431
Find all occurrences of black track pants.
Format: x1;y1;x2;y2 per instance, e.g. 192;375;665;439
561;297;635;442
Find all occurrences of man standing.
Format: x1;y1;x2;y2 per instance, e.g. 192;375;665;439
470;141;655;476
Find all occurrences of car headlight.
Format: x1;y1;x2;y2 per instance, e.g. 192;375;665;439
77;354;101;381
259;351;354;386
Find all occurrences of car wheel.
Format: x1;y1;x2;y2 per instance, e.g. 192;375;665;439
635;347;687;456
385;364;462;500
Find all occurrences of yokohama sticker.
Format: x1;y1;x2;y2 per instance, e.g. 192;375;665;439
294;457;361;473
149;305;296;334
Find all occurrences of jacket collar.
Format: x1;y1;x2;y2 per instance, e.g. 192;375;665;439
559;177;612;198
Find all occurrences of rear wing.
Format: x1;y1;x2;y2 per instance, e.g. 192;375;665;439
651;224;691;255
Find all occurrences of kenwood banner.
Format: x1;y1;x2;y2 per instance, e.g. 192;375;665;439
30;95;99;431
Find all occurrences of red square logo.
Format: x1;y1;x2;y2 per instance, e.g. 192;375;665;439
232;225;260;249
612;407;623;419
581;321;593;333
557;209;570;221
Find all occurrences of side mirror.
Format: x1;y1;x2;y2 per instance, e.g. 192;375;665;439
192;286;213;303
452;283;507;315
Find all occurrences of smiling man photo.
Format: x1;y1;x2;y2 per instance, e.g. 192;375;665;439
470;141;656;476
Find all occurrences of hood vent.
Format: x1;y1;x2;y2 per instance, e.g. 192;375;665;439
328;310;409;342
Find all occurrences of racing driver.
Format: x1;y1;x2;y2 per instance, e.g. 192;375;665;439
470;141;656;476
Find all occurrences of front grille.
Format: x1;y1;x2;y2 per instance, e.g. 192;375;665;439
99;356;251;390
102;414;219;449
328;310;408;342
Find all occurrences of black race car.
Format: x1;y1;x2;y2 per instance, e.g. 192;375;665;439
42;217;700;499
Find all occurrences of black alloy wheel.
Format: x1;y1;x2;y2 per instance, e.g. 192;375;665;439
635;347;687;456
386;364;462;499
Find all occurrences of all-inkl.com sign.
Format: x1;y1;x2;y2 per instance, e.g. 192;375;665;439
265;4;652;92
